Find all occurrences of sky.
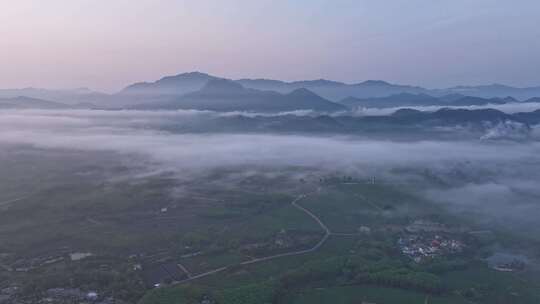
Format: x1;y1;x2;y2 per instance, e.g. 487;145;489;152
1;0;540;92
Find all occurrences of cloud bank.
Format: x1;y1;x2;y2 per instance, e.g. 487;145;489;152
2;109;540;174
3;108;540;244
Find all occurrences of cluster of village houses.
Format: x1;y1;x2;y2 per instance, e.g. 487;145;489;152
397;220;465;263
398;234;464;263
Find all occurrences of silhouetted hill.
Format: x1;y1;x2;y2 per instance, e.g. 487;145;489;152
238;76;540;102
116;72;540;107
0;96;68;109
433;84;540;100
513;109;540;125
525;97;540;103
132;79;346;112
4;72;540;108
341;93;522;108
0;88;108;106
430;108;513;122
121;72;220;96
389;107;514;122
236;78;427;101
450;96;508;106
341;93;440;108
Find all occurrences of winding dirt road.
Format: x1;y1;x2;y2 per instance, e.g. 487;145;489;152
172;193;332;285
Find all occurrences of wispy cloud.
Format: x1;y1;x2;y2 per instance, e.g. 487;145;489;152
352;102;540;116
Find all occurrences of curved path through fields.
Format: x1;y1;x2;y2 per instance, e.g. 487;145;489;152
172;193;335;285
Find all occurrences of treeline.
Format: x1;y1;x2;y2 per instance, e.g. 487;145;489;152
348;267;442;293
214;281;276;304
277;255;444;295
417;257;469;274
141;254;455;304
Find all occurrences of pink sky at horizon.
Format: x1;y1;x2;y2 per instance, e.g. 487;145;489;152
1;0;539;92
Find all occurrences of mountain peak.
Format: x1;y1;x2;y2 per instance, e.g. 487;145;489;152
121;72;220;95
158;71;215;82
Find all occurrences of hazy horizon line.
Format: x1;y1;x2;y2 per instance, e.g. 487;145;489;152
2;70;540;94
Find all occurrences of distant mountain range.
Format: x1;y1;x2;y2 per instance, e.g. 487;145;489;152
1;72;540;111
131;78;346;112
236;78;427;101
0;96;68;109
432;84;540;101
0;88;107;106
121;72;540;101
341;93;525;108
120;72;540;105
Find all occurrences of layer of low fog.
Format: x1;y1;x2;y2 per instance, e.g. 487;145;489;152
2;109;540;240
2;109;540;169
353;101;540;116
